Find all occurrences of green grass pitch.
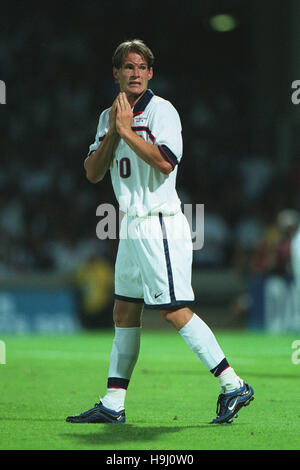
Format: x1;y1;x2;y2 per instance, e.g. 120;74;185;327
1;329;300;450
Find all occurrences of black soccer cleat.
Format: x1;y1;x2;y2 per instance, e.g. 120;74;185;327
66;401;126;423
210;381;254;424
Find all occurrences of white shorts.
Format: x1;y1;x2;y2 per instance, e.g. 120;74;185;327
115;211;195;309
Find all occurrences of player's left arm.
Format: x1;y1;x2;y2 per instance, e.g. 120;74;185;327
116;92;173;175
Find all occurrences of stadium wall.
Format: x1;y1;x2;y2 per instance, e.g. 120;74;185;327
1;270;298;333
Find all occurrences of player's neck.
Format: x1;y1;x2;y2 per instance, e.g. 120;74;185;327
126;90;147;109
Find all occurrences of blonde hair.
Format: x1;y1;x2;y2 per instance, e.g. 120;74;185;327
112;39;155;69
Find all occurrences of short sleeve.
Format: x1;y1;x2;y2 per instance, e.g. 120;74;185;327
87;109;110;157
149;100;183;168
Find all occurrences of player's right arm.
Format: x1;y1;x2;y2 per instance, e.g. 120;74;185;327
84;100;120;183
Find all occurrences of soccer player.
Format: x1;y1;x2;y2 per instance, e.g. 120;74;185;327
66;39;254;425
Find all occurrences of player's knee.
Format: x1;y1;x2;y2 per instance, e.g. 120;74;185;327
160;308;179;323
113;302;142;327
113;312;141;327
114;316;141;327
160;306;193;330
160;310;168;322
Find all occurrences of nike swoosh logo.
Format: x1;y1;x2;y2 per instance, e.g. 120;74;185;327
228;398;238;411
154;293;163;299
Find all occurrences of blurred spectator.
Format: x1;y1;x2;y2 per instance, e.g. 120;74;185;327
251;209;299;278
0;192;25;239
232;207;265;276
238;155;275;203
193;202;231;268
249;209;300;332
74;255;114;329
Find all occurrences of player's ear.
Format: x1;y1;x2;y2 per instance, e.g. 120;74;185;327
113;67;119;83
148;67;153;80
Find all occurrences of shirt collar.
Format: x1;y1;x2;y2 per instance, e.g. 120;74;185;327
133;89;154;116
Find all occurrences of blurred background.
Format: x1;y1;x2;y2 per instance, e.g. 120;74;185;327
0;0;299;334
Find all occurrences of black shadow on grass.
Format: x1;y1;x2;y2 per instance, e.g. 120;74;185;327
60;423;246;445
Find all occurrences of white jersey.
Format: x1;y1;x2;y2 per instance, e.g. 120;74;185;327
88;89;183;217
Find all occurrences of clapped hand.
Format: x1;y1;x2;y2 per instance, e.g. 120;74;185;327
116;92;133;137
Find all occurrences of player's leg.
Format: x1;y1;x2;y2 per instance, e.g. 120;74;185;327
66;300;143;423
160;306;193;330
113;298;143;327
161;305;240;386
66;223;144;423
160;305;254;423
135;210;253;424
100;300;143;412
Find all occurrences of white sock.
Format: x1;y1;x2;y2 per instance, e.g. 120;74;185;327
101;326;141;411
101;388;126;412
179;313;242;393
178;313;225;370
218;367;242;393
